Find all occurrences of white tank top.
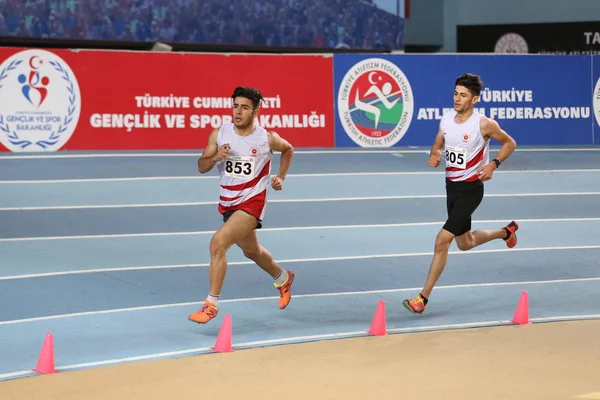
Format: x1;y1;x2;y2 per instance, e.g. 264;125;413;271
440;110;489;182
216;123;272;219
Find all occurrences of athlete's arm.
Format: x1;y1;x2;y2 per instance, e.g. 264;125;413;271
478;117;517;180
481;117;517;165
428;128;445;168
197;128;229;174
268;131;294;190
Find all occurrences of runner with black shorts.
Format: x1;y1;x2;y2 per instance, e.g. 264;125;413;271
403;73;519;315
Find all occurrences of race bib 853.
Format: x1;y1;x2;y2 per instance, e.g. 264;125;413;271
224;156;255;178
445;146;467;169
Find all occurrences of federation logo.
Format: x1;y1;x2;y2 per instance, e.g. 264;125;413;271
337;58;414;147
594;77;600;129
0;49;81;152
494;33;529;54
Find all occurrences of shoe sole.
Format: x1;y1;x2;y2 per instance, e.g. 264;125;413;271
511;221;519;232
188;318;210;324
188;314;217;324
402;300;423;315
505;221;519;248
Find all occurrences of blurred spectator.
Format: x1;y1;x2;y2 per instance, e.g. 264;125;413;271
0;0;404;50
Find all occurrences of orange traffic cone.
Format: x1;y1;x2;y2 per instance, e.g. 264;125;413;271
367;300;388;336
211;315;233;353
33;333;56;374
511;291;532;325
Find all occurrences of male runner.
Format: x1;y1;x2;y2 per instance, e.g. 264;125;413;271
188;86;295;324
403;73;518;315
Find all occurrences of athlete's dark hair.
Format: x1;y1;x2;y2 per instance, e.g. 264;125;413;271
455;73;483;97
231;86;264;110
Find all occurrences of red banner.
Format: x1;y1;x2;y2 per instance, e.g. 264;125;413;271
0;48;334;152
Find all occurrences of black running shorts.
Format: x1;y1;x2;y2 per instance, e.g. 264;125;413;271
443;179;484;236
222;209;262;229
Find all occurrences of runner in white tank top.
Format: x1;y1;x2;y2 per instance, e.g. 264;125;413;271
188;87;296;325
216;122;272;221
403;73;519;316
440;109;489;183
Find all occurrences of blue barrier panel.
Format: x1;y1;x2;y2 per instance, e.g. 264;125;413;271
333;54;594;147
594;56;600;145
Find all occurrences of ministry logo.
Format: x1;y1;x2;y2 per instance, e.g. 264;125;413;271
0;49;81;152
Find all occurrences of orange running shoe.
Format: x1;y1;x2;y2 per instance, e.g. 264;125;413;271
402;294;427;314
504;221;519;248
274;270;295;309
188;300;219;324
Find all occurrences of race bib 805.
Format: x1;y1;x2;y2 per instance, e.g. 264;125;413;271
224;155;255;178
445;146;467;169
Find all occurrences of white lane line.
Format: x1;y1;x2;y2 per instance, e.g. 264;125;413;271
5;243;600;280
1;217;600;243
0;149;430;160
1;191;599;211
1;243;600;281
0;147;598;160
1;168;599;184
2;275;600;325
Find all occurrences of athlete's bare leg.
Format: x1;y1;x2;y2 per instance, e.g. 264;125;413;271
421;226;509;298
189;210;296;324
236;228;295;309
236;230;282;278
188;210;259;324
403;221;518;315
421;228;454;299
454;228;507;251
208;210;259;297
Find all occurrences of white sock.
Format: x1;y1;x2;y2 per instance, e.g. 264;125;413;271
207;293;220;306
274;270;288;286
